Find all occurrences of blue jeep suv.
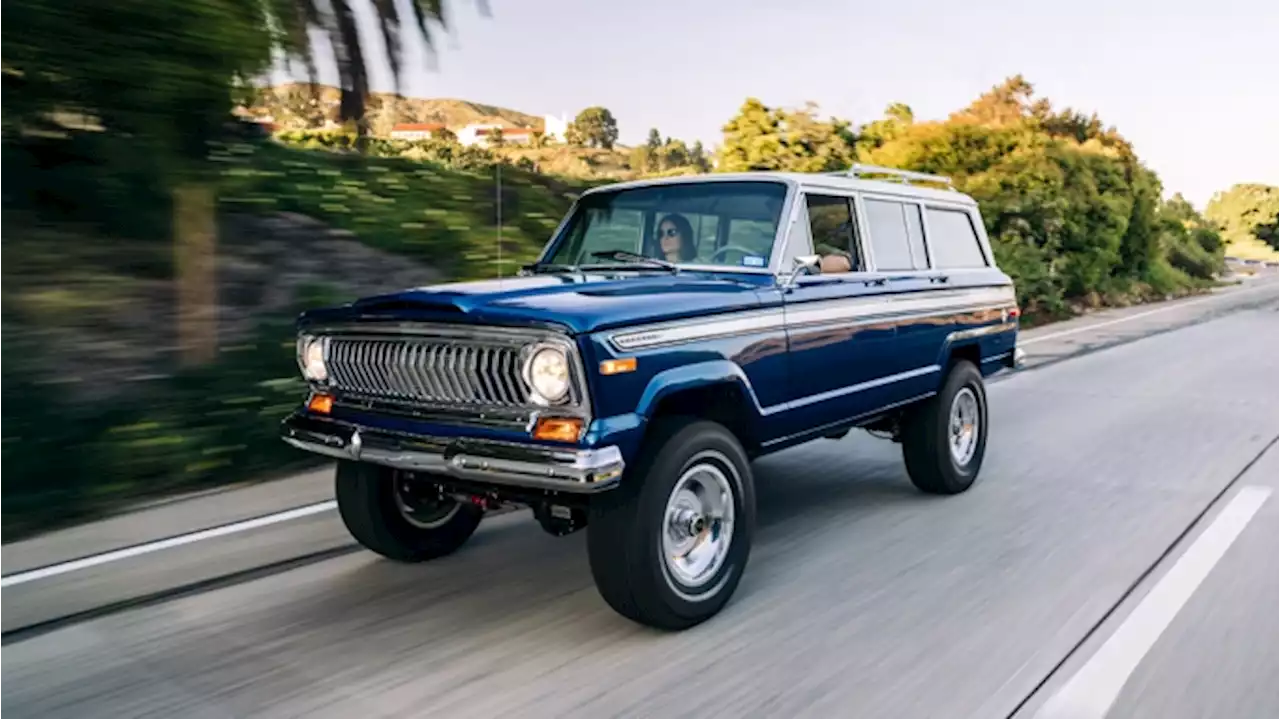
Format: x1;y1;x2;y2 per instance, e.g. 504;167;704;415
283;164;1024;630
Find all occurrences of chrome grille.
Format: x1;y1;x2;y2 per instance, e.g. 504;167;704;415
326;337;532;407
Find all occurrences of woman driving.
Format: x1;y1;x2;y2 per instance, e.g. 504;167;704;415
655;213;697;263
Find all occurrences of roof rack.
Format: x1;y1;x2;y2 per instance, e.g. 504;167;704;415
827;163;954;188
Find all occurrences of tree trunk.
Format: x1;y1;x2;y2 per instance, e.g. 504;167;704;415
173;182;218;366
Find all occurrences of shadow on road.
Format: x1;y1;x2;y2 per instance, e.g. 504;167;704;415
237;435;925;651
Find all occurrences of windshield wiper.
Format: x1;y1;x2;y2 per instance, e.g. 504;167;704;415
588;250;679;273
521;261;579;275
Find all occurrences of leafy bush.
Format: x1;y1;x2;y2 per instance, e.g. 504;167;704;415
851;76;1225;319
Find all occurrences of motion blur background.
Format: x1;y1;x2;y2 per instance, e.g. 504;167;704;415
2;0;1277;541
2;3;1279;718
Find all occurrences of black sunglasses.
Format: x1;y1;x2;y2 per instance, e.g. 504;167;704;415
656;227;681;238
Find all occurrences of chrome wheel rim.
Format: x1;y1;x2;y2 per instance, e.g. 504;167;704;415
394;479;462;529
661;452;736;590
949;386;980;465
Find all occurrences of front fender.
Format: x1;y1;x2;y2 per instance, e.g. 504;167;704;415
583;360;766;464
634;360;765;420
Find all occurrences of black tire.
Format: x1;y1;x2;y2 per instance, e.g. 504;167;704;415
586;417;756;631
901;359;989;495
335;461;483;562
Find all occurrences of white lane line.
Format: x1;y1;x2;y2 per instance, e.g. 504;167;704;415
0;500;338;589
1021;283;1277;347
1032;485;1273;719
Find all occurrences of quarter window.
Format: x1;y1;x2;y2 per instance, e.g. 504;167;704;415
926;207;988;268
864;198;928;271
803;194;860;272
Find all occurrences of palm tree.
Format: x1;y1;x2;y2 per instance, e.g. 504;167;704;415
173;0;487;366
267;0;489;150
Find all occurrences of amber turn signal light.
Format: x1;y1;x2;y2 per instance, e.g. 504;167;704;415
599;357;637;375
307;393;334;415
532;417;583;442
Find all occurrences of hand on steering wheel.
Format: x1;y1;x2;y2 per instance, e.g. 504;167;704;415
706;244;759;263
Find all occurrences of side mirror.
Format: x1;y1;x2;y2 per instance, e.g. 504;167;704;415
793;254;821;275
781;254;821;289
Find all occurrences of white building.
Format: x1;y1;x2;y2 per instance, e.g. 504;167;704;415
542;113;570;142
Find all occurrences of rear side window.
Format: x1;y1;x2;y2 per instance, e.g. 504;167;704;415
903;203;928;269
864;198;928;271
926;207;988;268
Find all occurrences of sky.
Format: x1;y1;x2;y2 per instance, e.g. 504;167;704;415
288;0;1279;209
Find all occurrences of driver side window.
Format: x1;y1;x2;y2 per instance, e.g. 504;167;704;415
804;194;862;274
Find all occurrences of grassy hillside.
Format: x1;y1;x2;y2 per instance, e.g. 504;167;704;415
218;140;595;278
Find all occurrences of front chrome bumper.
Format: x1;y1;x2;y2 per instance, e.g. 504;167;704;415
281;413;624;493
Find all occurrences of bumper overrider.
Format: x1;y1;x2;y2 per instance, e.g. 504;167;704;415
281;413;624;493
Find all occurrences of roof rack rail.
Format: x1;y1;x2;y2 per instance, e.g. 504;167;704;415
831;163;954;188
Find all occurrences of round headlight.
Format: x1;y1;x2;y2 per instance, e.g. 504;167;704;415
297;336;328;382
525;345;570;403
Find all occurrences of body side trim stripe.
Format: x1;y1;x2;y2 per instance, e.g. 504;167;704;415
610;285;1016;351
946;321;1018;342
772;364;940;414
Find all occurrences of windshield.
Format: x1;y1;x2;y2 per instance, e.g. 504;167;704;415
542;180;788;270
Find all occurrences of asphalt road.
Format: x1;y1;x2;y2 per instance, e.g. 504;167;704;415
3;289;1277;718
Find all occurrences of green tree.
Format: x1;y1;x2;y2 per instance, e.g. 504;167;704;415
658;139;690;171
842;75;1224;314
1157;194;1225;279
718;98;856;173
1205;184;1280;250
1259;220;1280;250
565;106;619;149
690;141;709;171
646;128;662;151
855;103;913;158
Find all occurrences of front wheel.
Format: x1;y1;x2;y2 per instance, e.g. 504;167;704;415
587;418;756;631
901;360;989;495
335;461;483;562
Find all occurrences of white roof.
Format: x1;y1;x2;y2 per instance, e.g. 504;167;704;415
583;170;976;207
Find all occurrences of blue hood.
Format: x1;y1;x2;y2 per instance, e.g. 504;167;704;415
298;271;775;334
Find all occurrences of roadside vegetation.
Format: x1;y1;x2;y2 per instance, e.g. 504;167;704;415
3;0;1272;538
1205;184;1280;262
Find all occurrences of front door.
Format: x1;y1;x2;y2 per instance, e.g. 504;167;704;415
780;192;898;438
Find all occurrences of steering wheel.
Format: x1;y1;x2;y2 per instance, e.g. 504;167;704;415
706;244;759;264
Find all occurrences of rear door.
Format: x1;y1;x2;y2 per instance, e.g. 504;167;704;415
858;193;943;401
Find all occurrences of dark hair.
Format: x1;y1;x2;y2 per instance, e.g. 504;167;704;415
657;213;697;261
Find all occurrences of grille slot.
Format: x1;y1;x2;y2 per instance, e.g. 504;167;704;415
327;338;533;407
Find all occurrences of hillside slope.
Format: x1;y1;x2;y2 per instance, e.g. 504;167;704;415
248;83;545;130
219;139;594;278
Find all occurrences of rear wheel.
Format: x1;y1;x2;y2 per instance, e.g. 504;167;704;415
901;360;988;495
335;461;483;562
587;418;756;631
